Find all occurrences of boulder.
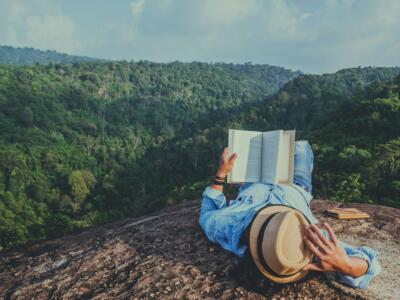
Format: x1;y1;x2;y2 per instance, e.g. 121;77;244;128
0;200;399;299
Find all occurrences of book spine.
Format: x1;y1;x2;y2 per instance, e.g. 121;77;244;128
227;129;233;183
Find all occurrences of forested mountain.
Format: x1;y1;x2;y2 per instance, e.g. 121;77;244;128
231;67;400;207
0;58;399;251
0;61;300;251
0;45;100;65
233;66;400;131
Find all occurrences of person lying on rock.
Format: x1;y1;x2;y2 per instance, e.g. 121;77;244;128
199;141;381;288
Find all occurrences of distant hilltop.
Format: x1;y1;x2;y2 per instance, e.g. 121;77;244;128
0;45;103;65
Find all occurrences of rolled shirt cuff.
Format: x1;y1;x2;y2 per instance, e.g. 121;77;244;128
338;245;381;289
202;186;226;209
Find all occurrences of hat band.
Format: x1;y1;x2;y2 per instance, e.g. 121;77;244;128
256;212;302;278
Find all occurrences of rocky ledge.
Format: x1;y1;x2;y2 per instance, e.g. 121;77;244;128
0;199;399;300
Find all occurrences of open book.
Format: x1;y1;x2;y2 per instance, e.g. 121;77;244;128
227;129;295;184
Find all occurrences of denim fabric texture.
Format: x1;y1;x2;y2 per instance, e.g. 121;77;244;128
199;141;380;289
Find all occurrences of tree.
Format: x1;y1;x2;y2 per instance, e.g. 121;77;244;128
68;170;96;211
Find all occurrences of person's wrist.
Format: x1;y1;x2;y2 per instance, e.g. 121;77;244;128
216;170;227;178
337;255;354;276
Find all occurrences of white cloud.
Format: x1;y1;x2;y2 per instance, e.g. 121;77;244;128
1;0;399;73
198;0;259;27
4;27;18;45
0;0;81;53
258;0;313;41
130;0;145;19
121;0;400;72
25;14;81;53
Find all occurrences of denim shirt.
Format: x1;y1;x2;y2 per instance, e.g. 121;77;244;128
199;182;381;289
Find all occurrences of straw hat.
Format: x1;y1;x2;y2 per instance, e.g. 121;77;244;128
249;205;313;283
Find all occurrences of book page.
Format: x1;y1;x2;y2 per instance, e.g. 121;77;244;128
282;130;295;184
276;133;290;183
261;130;281;184
227;129;262;183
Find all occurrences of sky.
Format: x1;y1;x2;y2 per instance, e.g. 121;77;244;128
0;0;399;73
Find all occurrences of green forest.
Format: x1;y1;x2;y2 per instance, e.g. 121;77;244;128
0;48;399;251
0;45;100;65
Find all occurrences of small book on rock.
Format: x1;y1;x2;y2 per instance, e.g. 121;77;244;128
227;129;295;185
326;207;370;219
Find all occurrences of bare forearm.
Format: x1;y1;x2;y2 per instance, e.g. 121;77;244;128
210;184;223;192
340;256;368;278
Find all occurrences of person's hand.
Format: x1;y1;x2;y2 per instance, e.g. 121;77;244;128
303;223;353;274
216;147;237;177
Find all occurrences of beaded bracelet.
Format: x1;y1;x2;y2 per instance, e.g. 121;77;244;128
214;174;226;181
212;178;225;185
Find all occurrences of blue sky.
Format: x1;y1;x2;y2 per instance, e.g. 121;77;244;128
1;0;399;73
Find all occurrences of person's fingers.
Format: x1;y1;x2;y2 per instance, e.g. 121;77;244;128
304;237;324;260
306;226;330;254
303;263;324;272
229;153;238;162
310;224;332;249
323;223;338;246
220;147;227;161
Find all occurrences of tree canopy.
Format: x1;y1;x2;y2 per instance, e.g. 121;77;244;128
0;58;399;251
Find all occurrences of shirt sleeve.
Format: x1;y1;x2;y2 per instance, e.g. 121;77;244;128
200;186;227;213
198;186;227;241
336;240;381;289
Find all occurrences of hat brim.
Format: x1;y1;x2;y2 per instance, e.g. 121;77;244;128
249;205;311;284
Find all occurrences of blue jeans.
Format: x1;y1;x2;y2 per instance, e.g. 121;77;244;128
293;140;314;193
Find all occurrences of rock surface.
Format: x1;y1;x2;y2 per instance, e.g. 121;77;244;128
0;199;399;300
